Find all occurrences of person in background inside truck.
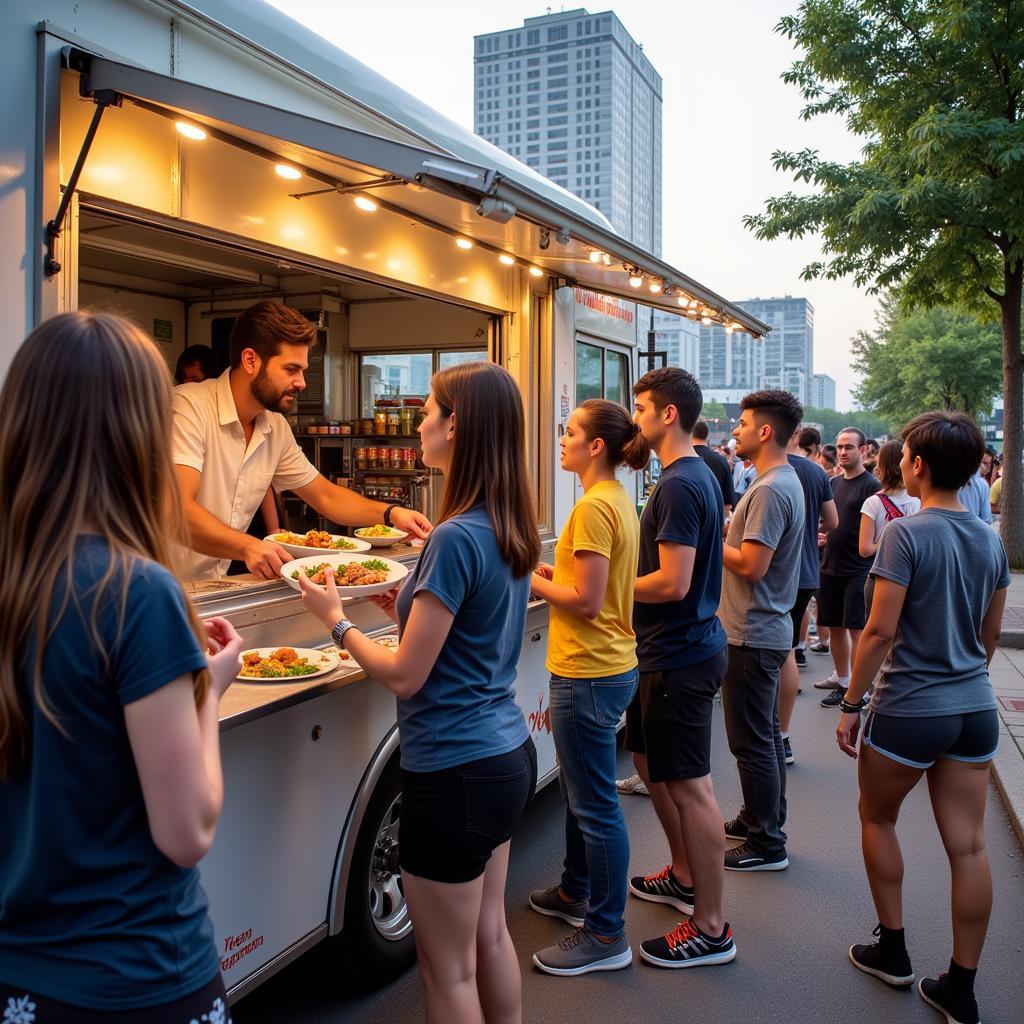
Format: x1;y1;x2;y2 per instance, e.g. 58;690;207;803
172;300;429;581
174;343;221;386
0;312;244;1023
298;361;539;1024
526;400;647;976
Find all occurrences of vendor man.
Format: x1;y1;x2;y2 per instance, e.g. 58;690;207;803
173;300;430;580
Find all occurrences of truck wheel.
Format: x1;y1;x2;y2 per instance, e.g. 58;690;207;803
339;755;416;985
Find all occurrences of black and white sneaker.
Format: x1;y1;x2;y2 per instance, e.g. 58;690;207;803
640;919;736;969
783;736;795;766
849;929;914;987
723;816;748;841
794;648;807;667
724;842;789;872
918;975;979;1024
820;685;847;708
628;865;694;915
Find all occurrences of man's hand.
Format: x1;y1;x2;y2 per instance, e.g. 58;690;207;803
817;531;827;549
244;538;290;580
390;507;431;540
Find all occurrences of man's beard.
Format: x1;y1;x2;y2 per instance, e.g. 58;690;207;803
251;366;298;413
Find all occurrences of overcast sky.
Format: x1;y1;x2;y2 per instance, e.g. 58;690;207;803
267;0;876;409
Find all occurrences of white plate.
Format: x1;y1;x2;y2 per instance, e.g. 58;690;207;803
281;553;408;598
265;533;372;558
237;647;340;682
353;527;410;547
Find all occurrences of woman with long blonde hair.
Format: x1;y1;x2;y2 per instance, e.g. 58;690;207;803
300;361;541;1024
0;313;243;1022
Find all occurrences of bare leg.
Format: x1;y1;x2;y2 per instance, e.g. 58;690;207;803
857;745;923;928
818;624;830;645
926;759;993;969
830;627;851;678
633;752;691;886
779;651;799;735
665;774;725;936
403;869;486;1024
474;842;522;1024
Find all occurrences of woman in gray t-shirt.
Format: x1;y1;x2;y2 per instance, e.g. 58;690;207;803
835;412;1009;1024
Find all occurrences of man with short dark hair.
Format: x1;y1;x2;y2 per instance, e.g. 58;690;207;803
693;419;735;515
173;300;429;579
719;390;805;872
863;438;880;475
798;426;821;459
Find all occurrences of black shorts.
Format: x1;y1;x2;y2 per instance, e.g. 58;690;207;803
863;709;1000;769
790;587;816;648
816;573;868;630
400;739;537;883
624;648;729;783
0;972;228;1023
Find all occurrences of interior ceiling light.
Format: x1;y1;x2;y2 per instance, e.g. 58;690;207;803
274;164;302;180
175;121;207;141
353;195;378;212
529;266;544;277
498;254;516;266
456;237;474;250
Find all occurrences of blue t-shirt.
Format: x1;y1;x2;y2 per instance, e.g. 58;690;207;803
394;505;531;772
788;454;834;589
0;539;217;1011
633;456;727;671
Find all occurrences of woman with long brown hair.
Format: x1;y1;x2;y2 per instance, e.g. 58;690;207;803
858;439;921;559
0;313;243;1022
299;361;540;1024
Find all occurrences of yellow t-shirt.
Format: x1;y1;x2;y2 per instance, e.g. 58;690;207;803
546;480;640;678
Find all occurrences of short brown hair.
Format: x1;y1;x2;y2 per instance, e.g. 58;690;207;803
229;301;316;368
633;367;703;432
901;411;984;490
692;419;710;441
740;390;803;449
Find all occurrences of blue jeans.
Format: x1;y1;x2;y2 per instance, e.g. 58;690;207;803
549;667;638;937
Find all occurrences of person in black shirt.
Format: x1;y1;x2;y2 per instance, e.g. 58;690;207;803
693;419;735;515
817;428;880;707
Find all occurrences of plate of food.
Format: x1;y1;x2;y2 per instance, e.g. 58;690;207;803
237;646;340;681
281;553;408;598
266;530;371;558
353;524;410;548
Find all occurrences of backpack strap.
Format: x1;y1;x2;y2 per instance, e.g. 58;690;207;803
877;493;904;522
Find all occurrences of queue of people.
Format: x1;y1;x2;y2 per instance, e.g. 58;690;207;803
0;308;1010;1024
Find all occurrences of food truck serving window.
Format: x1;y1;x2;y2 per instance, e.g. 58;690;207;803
576;341;629;406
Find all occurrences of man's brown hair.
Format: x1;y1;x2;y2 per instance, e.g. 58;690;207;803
229;301;316;368
901;411;984;490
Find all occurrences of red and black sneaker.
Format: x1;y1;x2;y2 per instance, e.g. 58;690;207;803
628;865;694;915
640;919;736;969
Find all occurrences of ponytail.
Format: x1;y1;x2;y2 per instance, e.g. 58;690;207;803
577;399;650;471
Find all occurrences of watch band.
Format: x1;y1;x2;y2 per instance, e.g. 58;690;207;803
383;503;399;527
331;618;356;647
839;697;867;714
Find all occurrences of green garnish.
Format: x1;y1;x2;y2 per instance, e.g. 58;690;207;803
284;663;320;676
331;537;356;549
362;558;390;571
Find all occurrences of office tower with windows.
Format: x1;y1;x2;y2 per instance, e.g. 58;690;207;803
811;373;837;411
474;9;662;254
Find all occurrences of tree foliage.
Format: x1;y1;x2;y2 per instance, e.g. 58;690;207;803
746;1;1024;564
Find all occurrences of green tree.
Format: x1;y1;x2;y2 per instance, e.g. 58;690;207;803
745;1;1024;564
804;406;894;442
701;400;728;422
852;304;1002;423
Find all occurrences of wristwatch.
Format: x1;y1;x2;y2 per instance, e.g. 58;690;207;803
331;618;357;648
383;504;399;527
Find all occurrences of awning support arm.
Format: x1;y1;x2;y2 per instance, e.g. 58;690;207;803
44;95;117;276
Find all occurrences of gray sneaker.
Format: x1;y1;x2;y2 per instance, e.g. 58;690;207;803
532;928;632;976
528;886;588;928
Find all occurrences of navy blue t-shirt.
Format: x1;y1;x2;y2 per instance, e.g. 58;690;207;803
0;539;217;1010
633;456;727;671
788;454;834;589
394;505;531;772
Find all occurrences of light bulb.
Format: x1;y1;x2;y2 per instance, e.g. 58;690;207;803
701;316;712;326
590;250;601;263
354;195;378;212
456;237;474;250
498;254;516;266
529;266;544;278
175;121;207;141
677;296;688;307
649;281;662;294
274;164;302;180
629;274;643;288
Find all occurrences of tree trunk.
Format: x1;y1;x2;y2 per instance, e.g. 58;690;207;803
999;262;1023;568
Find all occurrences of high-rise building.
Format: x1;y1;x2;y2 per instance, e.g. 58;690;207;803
638;309;700;372
811;373;837;410
474;9;663;254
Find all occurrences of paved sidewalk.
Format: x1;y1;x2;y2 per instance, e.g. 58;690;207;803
993;573;1024;847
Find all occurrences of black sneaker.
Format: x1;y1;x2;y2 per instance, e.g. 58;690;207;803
628;865;694;915
918;975;979;1024
820;685;847;708
723;816;748;841
783;736;795;766
724;842;788;872
640;919;736;969
849;928;914;987
794;648;807;667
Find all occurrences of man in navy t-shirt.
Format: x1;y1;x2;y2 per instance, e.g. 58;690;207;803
625;368;736;971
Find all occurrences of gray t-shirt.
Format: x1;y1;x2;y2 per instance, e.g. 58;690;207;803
719;463;805;650
870;508;1010;717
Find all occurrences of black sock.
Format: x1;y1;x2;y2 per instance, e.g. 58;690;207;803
878;924;907;956
697;924;729;944
945;959;977;998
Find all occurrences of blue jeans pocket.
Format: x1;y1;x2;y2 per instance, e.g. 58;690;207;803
588;671;638;728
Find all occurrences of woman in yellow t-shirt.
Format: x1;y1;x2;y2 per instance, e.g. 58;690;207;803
527;399;649;975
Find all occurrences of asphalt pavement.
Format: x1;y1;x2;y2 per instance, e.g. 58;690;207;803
233;653;1024;1024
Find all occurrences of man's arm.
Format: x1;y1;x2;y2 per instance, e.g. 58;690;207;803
820;498;839;532
634;542;696;603
722;540;773;583
293;474;430;538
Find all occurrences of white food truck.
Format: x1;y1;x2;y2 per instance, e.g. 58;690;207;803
0;0;768;1002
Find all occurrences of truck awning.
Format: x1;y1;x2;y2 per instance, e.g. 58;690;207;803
68;48;769;337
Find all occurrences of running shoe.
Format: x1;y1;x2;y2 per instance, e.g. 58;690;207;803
783;736;795;766
815;669;842;689
628;865;695;915
528;886;588;928
809;641;830;654
639;919;736;969
794;648;807;667
615;772;650;796
820;686;847;708
532;928;632;976
723;816;748;841
918;975;979;1024
849;928;914;987
724;842;789;872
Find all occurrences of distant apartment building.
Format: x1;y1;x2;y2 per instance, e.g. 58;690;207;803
474;8;663;254
637;309;700;373
811;373;837;410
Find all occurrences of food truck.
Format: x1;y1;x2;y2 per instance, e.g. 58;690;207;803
0;0;768;1002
